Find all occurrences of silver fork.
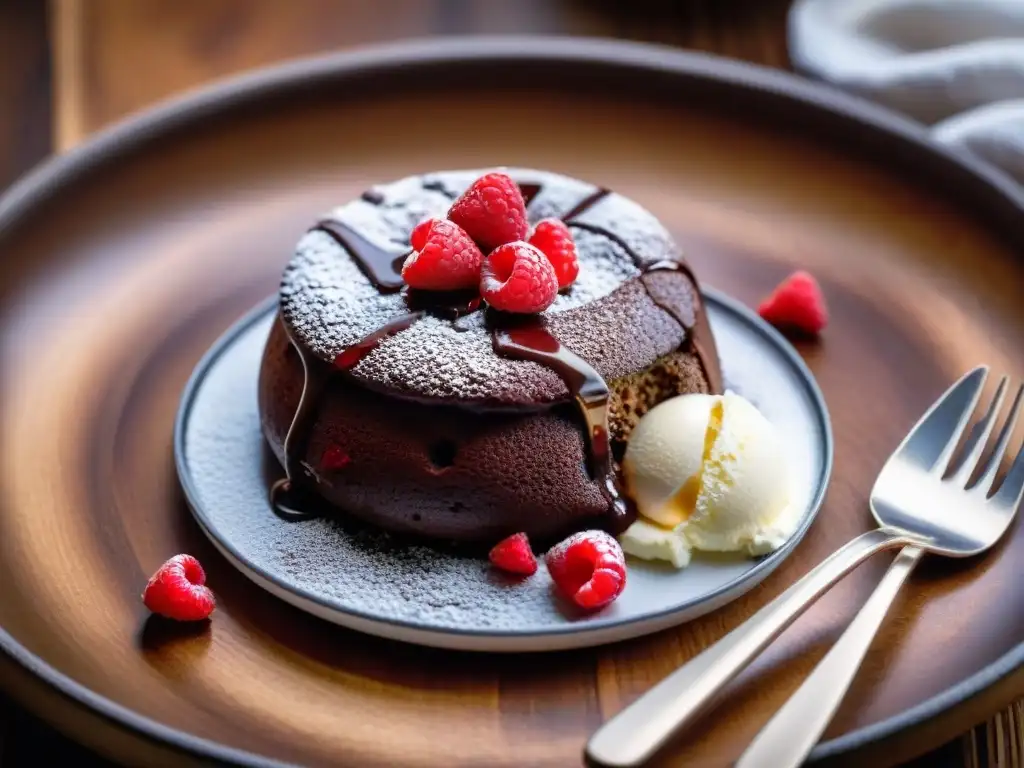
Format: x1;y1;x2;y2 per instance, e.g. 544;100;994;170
586;367;1024;768
736;368;1023;768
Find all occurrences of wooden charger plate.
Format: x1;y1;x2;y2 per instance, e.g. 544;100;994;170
0;38;1022;768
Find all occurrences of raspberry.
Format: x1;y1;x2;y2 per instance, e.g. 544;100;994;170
320;444;350;471
757;270;828;336
410;216;440;252
489;532;538;576
528;218;579;289
142;554;216;621
480;242;558;314
401;219;484;291
448;172;529;251
545;531;627;611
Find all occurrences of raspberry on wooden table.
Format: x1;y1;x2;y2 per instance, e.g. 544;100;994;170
480;241;559;314
545;530;627;611
401;219;484;291
528;218;579;289
757;270;828;336
489;532;538;576
448;172;529;251
142;554;216;622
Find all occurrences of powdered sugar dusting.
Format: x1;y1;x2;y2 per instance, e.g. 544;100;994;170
280;230;409;359
278;168;693;405
548;230;640;310
350;314;566;402
548;282;685;382
185;321;585;629
260;519;562;628
569;191;680;269
179;300;829;642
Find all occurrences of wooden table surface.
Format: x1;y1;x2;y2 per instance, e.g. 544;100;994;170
0;1;1019;765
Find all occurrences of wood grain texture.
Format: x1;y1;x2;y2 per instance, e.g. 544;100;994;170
53;0;791;142
0;2;1013;767
2;49;1022;766
50;0;85;152
0;0;51;188
0;695;7;762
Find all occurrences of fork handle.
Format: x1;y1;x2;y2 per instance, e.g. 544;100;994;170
585;528;912;768
735;545;926;768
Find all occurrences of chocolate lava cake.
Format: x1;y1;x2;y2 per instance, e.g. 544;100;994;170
258;168;721;547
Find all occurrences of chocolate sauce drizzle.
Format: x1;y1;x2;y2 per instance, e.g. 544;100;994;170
492;323;630;529
272;181;720;524
269;343;329;520
333;312;424;371
315;218;407;292
270;312;423;519
403;290;481;321
561;188;611;222
422;179;458;199
565;221;723;395
518;182;543;207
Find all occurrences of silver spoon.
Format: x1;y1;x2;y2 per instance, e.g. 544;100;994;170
736;371;1023;768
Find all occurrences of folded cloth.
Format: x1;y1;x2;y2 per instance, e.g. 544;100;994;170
789;0;1024;183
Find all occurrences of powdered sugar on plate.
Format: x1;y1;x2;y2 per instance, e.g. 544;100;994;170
177;296;829;649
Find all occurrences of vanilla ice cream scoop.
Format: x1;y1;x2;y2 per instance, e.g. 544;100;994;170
619;391;797;566
622;393;717;529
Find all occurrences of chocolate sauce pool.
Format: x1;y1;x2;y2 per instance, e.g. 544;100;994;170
272;182;719;527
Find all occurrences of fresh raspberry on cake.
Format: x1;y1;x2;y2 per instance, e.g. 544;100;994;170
410;216;441;252
142;554;216;621
546;530;627;610
448;172;529;251
757;270;828;335
261;168;723;547
401;219;484;291
480;241;559;313
489;532;538;576
528;218;579;289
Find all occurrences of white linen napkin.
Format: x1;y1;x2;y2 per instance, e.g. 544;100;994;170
789;0;1024;183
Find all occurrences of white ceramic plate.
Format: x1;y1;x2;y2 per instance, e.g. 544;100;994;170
175;291;832;652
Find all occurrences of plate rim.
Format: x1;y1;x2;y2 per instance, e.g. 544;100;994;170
0;34;1021;767
173;290;832;648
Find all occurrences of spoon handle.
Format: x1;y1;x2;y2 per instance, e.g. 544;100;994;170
735;545;925;768
585;528;909;768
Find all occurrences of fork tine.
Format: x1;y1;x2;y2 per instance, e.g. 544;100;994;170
993;440;1024;509
951;376;1008;486
993;422;1024;511
895;366;988;473
976;382;1024;496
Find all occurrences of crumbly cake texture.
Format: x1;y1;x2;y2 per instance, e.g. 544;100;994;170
609;350;709;444
278;168;700;406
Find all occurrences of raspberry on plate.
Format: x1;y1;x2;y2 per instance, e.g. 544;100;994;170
528;218;579;290
480;241;559;314
545;530;627;611
489;532;538;576
448;172;529;251
142;554;216;622
401;219;484;291
757;270;828;336
410;216;442;252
